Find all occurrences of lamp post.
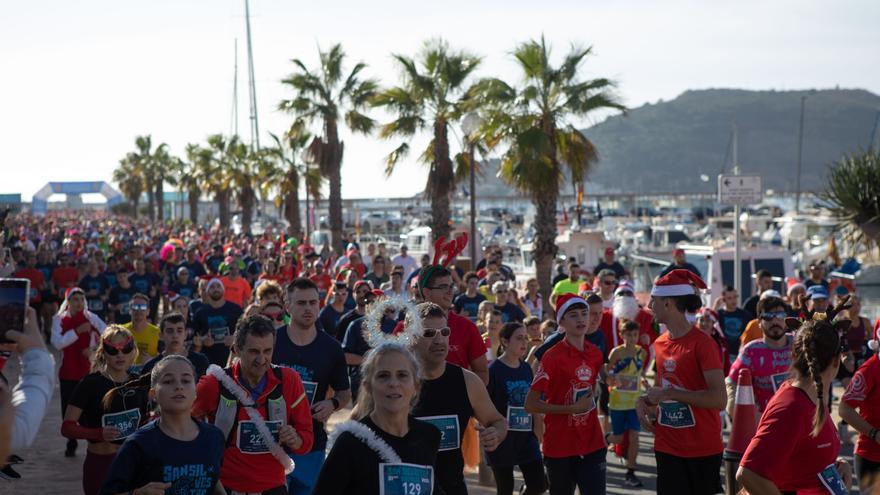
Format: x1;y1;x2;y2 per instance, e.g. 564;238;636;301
461;112;483;267
795;94;807;214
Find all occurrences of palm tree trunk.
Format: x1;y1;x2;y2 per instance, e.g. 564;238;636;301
188;189;199;224
155;182;164;221
131;197;139;218
430;120;453;240
242;188;254;234
326;121;344;252
533;189;559;314
146;186;156;221
217;190;230;229
284;170;302;235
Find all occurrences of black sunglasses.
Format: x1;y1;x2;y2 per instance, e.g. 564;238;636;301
102;337;135;356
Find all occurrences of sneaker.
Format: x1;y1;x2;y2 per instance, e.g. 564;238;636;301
624;471;643;488
64;446;76;458
0;465;21;481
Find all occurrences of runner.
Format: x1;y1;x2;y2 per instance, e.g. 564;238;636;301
313;343;441;495
99;355;225;495
317;281;348;336
342;294;397;401
79;259;109;321
482;309;504;360
50;287;106;457
219;255;253;309
486;322;546;495
525;294;607;495
192;314;314;495
107;267;136;324
636;269;726;495
410;302;508;495
522;278;544;321
493;281;526;324
121;293;161;370
725;295;792;418
61;326;144;495
334;281;373;341
600;282;656;353
839;326;880;494
453;272;486;323
606;320;648;488
192;279;243;366
738;317;853;493
141;312;210;379
272;277;351;495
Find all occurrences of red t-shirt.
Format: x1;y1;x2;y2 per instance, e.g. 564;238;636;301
59;312;96;381
741;382;841;493
446;312;487;369
530;337;606;458
599;308;657;351
53;266;80;295
842;354;880;462
220;276;252;309
14;268;44;304
652;327;724;457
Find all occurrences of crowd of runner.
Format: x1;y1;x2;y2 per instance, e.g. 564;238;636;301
0;210;879;494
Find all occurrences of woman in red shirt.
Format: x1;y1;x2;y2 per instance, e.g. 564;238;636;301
839;326;880;494
738;318;853;494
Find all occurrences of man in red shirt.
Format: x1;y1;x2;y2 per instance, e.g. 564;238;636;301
52;252;81;298
220;255;252;309
840;329;880;492
600;282;656;351
526;294;606;494
193;314;314;494
14;252;45;307
636;269;726;495
308;262;332;306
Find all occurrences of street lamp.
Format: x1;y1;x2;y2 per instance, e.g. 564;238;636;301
461;112;483;267
795;94;807;214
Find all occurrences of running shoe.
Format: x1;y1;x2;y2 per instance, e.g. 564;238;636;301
624;471;643;487
0;465;21;481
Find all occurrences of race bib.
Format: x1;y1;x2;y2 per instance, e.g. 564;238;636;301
303;381;318;404
657;401;696;429
817;464;848;495
128;364;144;376
572;385;596;417
416;415;460;451
237;420;281;454
379;463;433;495
507;406;532;432
88;299;104;311
119;302;130;315
771;372;788;392
101;408;141;440
210;326;229;340
616;375;639;392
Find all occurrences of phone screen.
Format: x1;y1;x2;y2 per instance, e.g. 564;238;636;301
0;278;29;344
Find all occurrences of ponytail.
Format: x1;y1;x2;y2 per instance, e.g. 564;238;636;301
791;319;840;437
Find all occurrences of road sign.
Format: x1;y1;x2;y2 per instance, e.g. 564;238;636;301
718;175;763;206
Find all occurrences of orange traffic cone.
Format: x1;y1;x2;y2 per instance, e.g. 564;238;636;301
723;368;759;494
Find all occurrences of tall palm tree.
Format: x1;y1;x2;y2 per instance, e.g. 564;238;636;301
130;135;157;220
175;144;209;224
112;154;144;217
204;134;234;229
372;38;482;240
151;143;172;222
474;37;625;308
279;43;377;250
227;138;259;233
822;149;880;248
265;129;322;235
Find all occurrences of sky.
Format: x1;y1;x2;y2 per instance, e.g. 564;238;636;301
2;0;879;203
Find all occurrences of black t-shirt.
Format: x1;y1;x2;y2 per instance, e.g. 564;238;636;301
743;295;760;320
169;281;198;300
193;302;243;366
486;359;541;467
318;304;345;340
495;302;526;324
178;261;207;280
141;351;211;379
594;261;626;279
453;293;486;322
334;309;364;342
534;330;607;361
272;327;350;452
128;273;154;296
341;317;397;396
718;308;752;357
312;416;441;495
99;419;224;495
79;273;110;316
108;285;137;324
68;372;148;444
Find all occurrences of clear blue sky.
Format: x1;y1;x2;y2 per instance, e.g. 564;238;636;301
2;0;878;202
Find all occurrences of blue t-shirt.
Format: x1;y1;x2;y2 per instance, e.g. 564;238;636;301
108;285;136;324
169;281;198;300
495;302;526;324
318;304;345;340
103;270;119;289
128;273;153;296
177;261;207;280
453;293;486;322
79;273;110;317
486;359;542;467
99;419;224;495
272;327;350;452
192;302;243;366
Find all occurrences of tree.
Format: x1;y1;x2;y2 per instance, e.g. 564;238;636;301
822;149;880;249
204;134;234;229
151;143;172;222
129;135;158;221
473;37;625;309
225;138;259;233
266;129;323;236
175;144;210;224
279;43;377;251
372;38;482;240
112;154;144;218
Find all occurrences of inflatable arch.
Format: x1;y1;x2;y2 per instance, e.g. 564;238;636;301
32;182;123;215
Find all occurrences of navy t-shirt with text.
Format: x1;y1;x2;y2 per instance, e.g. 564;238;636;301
192;302;243;366
454;293;486;322
272;326;350;452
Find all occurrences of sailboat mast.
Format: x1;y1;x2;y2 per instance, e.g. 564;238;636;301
231;38;239;137
244;0;260;150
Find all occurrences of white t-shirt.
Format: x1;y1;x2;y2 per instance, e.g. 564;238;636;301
391;254;419;278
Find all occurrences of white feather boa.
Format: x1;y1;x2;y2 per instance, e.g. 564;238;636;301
207;364;295;474
327;420;401;464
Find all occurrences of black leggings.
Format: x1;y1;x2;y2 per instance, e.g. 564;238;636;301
60;379;79;451
856;455;880;494
544;448;607;495
491;458;547;495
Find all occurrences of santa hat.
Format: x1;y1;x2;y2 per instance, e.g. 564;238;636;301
65;287;85;300
206;278;225;291
555;293;588;322
651;269;707;297
868;327;880;353
614;281;635;297
697;307;719;323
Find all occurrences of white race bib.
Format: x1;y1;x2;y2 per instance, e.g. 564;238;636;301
237;420;281;454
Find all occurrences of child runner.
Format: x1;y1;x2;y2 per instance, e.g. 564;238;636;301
839;326;880;494
314;343;441;495
99;355;225;494
738;317;853;493
486;322;545;495
61;325;145;495
141;312;210;379
606;319;647;487
525;294;607;495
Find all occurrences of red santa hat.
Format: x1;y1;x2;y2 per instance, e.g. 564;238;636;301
555;293;588;322
650;269;707;297
614;281;635;297
868;327;880;353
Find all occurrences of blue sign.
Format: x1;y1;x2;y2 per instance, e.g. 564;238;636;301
237;420;281;454
657;401;696;429
102;408;141;440
416;415;460;451
507;406;532;432
380;463;433;495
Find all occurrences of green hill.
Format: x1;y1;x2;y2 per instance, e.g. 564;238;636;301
580;88;880;194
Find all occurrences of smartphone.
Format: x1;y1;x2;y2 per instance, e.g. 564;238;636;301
0;278;29;344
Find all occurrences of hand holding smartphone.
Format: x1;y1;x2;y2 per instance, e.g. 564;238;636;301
0;278;30;344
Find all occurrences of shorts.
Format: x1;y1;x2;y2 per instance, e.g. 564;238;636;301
855;454;880;494
609;409;640;436
655;451;722;495
287;450;325;495
598;382;609;415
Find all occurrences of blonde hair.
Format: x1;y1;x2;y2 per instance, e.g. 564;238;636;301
91;325;138;372
351;343;422;420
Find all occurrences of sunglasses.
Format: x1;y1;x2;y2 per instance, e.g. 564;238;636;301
760;311;787;321
262;311;286;323
422;326;451;338
102;336;135;356
602;280;617;286
129;303;148;312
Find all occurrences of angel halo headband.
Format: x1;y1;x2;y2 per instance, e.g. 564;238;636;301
362;297;423;347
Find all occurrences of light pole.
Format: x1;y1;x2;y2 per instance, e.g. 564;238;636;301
795;94;807;214
461;112;483;267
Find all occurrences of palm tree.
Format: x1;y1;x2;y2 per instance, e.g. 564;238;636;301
175;144;209;224
265;129;322;235
279;43;377;250
204;134;234;229
129;135;157;220
822;149;880;248
372;38;482;240
112;154;144;217
473;37;625;308
226;138;259;233
151;143;172;222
